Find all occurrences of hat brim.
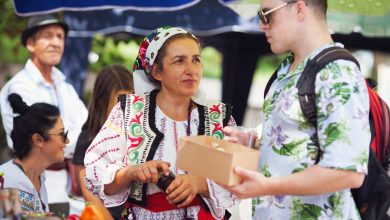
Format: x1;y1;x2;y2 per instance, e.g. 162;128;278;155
21;21;69;47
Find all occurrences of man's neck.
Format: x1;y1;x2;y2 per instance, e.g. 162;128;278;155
32;59;54;84
291;22;333;70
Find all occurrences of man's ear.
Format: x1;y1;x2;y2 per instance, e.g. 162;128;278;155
31;133;45;149
296;0;307;21
152;64;162;82
26;38;35;53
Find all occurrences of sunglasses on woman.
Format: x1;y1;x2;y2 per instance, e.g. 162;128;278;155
257;0;297;25
46;130;68;143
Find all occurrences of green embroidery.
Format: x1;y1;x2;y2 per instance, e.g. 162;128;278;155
212;131;223;140
133;102;144;113
130;123;143;137
209;111;220;123
129;151;139;164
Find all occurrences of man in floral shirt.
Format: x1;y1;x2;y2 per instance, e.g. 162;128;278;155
223;0;370;219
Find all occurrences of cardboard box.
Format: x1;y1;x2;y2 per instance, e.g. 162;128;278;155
176;136;259;186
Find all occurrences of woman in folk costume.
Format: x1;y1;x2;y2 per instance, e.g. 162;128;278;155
84;26;239;219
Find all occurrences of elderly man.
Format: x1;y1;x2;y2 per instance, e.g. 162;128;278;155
0;14;88;215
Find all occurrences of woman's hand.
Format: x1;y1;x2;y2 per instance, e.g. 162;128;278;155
223;126;259;148
104;160;170;195
165;174;208;208
129;160;171;184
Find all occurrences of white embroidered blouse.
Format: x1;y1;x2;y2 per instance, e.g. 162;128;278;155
84;97;239;219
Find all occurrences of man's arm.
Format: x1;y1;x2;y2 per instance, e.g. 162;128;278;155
225;165;364;199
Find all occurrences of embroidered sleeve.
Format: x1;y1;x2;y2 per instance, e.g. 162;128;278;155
202;179;240;219
84;102;130;207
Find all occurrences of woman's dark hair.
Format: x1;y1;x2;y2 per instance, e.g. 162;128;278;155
8;93;60;159
154;33;201;72
83;64;134;138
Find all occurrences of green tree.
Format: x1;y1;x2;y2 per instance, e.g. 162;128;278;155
0;0;29;65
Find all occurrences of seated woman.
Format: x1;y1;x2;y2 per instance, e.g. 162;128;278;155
0;93;68;213
84;26;239;219
72;64;134;219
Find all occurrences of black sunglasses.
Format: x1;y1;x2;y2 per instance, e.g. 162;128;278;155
258;0;297;25
46;130;68;143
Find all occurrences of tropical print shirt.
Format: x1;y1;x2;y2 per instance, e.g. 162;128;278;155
254;43;370;220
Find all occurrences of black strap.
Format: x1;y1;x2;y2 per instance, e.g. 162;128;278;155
296;46;360;128
263;69;278;99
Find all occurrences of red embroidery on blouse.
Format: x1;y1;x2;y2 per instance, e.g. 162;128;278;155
86;134;121;153
129;136;144;148
132;95;144;104
212;122;223;134
85;148;120;166
209;103;221;114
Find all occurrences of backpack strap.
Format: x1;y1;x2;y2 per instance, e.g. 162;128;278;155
296;46;360;128
264;69;278;99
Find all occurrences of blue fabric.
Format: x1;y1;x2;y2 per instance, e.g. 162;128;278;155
62;0;259;37
13;0;199;16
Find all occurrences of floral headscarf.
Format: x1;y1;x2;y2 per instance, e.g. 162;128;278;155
133;26;198;83
132;26;209;105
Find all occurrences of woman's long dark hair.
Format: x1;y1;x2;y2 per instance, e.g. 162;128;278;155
8;93;60;159
83;64;134;138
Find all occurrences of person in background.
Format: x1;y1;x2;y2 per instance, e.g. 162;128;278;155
72;64;134;219
223;0;370;219
0;93;69;213
84;26;239;219
0;14;88;216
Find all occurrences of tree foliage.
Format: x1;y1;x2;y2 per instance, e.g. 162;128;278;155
0;0;29;64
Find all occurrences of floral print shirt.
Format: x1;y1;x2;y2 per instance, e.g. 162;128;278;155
254;43;370;220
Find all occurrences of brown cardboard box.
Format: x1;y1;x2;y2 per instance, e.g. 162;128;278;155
176;136;259;186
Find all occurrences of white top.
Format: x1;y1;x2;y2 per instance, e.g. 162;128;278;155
0;59;88;158
0;160;49;213
84;103;239;219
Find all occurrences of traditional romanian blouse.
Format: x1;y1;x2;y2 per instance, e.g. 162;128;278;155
0;160;48;213
84;91;239;219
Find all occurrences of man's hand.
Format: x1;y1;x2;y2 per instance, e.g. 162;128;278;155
223;166;269;199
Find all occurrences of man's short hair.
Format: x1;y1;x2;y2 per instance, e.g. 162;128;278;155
286;0;327;20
